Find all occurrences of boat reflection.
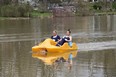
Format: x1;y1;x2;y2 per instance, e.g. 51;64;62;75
32;51;77;65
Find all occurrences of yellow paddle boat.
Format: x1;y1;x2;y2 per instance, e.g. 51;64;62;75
32;38;78;53
32;51;77;65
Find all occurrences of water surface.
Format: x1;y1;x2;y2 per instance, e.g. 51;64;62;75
0;15;116;77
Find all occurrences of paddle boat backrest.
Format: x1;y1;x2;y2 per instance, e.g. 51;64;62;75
72;43;78;49
61;43;70;48
61;42;77;50
39;38;56;46
49;39;57;45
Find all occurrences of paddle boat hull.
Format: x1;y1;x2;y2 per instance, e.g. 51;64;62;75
32;38;78;53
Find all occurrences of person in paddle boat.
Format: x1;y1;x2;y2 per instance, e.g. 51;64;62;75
51;30;61;42
56;29;72;46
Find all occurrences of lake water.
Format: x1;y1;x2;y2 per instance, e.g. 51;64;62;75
0;15;116;77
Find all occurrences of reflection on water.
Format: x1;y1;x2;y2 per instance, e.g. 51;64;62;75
77;49;116;77
0;15;116;77
32;51;77;65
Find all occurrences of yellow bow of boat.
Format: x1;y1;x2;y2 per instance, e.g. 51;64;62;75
32;38;78;53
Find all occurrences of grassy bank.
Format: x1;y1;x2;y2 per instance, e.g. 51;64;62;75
0;17;30;20
95;11;116;15
30;11;52;17
75;11;116;16
0;11;116;19
59;11;116;16
0;12;52;20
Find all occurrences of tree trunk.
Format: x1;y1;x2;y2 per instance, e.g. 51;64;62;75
42;0;48;12
11;0;18;4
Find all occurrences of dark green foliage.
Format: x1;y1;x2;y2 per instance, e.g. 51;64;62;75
112;2;116;10
0;4;32;17
48;0;61;3
0;0;11;5
92;2;103;10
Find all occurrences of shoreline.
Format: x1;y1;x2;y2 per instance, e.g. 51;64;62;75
94;11;116;16
0;12;53;20
0;12;116;20
0;17;31;20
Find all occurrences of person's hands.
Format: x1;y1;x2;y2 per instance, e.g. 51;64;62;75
63;36;65;38
65;39;69;41
57;39;61;42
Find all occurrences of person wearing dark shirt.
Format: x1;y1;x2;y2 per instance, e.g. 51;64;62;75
56;29;72;46
51;30;60;42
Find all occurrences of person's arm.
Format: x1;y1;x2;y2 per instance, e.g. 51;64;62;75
65;36;72;42
57;35;61;42
58;35;61;40
69;36;72;41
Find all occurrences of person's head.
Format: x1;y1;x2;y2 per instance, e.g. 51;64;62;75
66;29;71;36
52;30;57;36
